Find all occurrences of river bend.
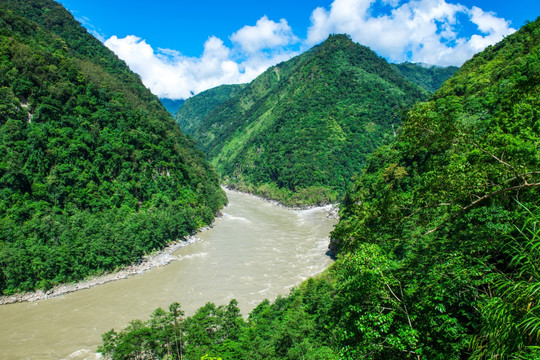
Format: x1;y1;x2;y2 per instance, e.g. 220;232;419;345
0;189;336;359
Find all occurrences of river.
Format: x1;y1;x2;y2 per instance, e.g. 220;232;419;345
0;189;337;359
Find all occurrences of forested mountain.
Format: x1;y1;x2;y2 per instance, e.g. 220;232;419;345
101;18;540;360
186;34;428;206
175;63;455;138
326;16;540;358
0;0;226;294
391;62;459;94
159;98;185;116
175;83;247;135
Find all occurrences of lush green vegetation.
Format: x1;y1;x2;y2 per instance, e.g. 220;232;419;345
391;62;459;94
101;18;539;359
160;98;185;116
99;277;339;360
175;84;247;135
0;0;226;294
325;17;540;358
185;35;429;206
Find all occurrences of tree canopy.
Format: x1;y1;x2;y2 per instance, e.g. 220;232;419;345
183;34;438;206
102;17;540;359
175;84;247;135
0;0;226;294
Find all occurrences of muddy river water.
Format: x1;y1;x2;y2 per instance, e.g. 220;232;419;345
0;190;336;359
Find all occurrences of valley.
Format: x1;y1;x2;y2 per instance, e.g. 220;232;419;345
0;0;538;359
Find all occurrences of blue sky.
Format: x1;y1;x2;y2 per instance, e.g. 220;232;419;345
58;0;539;99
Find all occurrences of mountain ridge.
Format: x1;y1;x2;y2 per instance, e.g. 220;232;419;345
391;61;459;94
186;34;430;206
160;98;185;116
175;83;247;135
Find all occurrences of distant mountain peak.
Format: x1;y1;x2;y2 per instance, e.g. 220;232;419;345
179;35;431;206
322;33;354;45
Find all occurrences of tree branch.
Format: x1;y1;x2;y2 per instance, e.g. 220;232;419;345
471;141;528;184
423;182;540;237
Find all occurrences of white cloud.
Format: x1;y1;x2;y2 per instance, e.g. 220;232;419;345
89;29;106;43
467;6;515;52
103;1;516;99
104;17;299;100
231;16;299;53
382;0;401;6
306;0;516;66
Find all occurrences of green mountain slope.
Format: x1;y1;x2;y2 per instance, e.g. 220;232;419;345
189;34;428;206
175;83;247;135
174;63;454;137
391;62;459;94
102;18;539;360
328;17;540;358
0;0;226;294
159;98;185;116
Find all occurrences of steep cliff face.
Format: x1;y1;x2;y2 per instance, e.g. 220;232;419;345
0;0;226;294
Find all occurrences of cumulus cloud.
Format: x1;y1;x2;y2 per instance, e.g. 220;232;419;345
467;6;515;52
103;1;516;99
306;0;516;66
106;35;235;99
104;16;299;99
70;7;297;99
231;16;299;53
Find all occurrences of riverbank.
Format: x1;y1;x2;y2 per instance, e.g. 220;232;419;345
1;189;338;359
222;185;340;219
0;187;338;305
0;233;209;305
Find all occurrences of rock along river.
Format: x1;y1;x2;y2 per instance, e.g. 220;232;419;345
0;189;337;359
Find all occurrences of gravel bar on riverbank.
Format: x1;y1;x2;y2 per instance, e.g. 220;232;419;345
0;234;207;305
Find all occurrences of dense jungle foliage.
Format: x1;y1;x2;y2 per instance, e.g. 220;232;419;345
187;35;432;206
175;84;247;135
0;0;226;294
101;18;540;359
391;62;459;94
